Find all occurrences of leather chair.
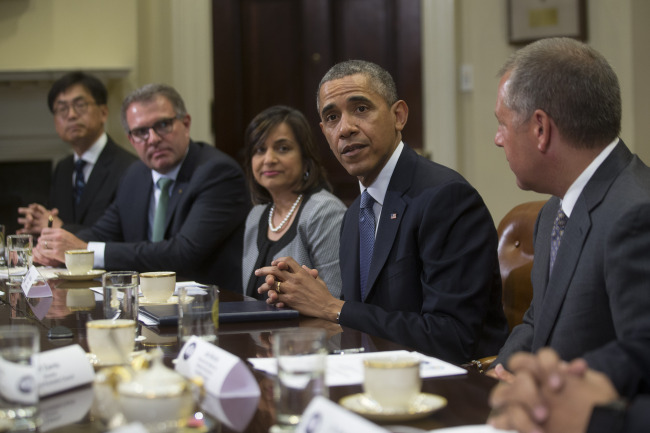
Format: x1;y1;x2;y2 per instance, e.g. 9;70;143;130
463;200;546;372
497;200;545;330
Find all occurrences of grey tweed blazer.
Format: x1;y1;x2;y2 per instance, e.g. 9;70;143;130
242;189;346;298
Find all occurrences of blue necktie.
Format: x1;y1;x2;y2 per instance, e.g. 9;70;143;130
549;207;568;275
74;159;87;205
152;178;173;242
359;190;376;299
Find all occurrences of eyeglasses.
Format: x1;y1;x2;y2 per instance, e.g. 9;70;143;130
53;99;96;117
128;117;181;142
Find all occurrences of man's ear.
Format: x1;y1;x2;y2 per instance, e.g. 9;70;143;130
532;109;552;153
392;100;409;132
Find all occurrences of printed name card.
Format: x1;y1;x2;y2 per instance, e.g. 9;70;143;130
296;396;389;433
22;265;52;298
0;354;38;404
175;336;261;399
37;344;95;397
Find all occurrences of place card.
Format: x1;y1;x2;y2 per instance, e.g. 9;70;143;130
0;355;38;404
200;392;260;431
295;396;389;433
22;265;52;298
37;345;95;397
175;336;260;399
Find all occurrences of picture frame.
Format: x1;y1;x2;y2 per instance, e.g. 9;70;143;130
508;0;587;45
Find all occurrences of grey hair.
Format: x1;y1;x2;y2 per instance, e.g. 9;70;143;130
498;37;621;148
316;60;398;113
120;83;188;132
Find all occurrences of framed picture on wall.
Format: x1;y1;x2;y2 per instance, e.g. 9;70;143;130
508;0;587;45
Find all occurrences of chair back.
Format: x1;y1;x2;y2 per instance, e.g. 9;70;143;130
497;200;546;330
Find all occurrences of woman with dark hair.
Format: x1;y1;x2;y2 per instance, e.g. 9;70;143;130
242;105;346;298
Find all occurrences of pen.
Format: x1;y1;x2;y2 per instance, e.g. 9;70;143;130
330;347;365;355
48;215;54;228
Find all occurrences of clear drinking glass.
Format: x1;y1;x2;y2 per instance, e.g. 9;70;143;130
102;271;142;341
178;284;219;343
7;234;33;284
0;325;41;430
272;328;328;431
0;224;7;270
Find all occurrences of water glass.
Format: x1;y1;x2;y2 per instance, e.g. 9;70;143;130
273;328;328;431
0;325;41;430
7;234;33;284
102;271;141;340
178;284;219;343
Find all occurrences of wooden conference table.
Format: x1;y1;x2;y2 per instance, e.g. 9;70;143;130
0;277;497;432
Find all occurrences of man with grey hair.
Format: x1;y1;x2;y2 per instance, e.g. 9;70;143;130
35;84;248;289
256;60;508;364
489;38;650;399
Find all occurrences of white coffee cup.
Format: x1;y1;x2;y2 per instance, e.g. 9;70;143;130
86;319;135;365
363;356;421;411
140;271;176;303
65;249;94;274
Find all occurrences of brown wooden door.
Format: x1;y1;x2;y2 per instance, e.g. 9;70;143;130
213;0;422;204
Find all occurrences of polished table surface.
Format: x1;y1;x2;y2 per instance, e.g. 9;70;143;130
0;277;497;432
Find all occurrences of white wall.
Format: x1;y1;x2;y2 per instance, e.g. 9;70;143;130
421;0;648;224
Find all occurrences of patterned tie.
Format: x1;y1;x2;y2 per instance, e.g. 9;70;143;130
549;207;568;275
73;159;87;205
152;178;173;242
359;190;376;299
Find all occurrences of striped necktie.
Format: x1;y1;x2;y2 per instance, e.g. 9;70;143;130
73;159;87;205
359;190;376;299
549;207;568;275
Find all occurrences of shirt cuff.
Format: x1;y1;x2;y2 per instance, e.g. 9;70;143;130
86;242;106;269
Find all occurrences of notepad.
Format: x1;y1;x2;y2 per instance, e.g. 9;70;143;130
139;300;299;326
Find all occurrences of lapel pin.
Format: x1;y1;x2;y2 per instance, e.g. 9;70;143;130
390;213;397;219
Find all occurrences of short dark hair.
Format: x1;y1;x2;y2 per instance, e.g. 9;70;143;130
316;60;398;114
120;83;188;131
47;71;108;113
498;37;621;148
244;105;331;205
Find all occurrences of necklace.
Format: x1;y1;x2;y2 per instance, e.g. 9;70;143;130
268;194;303;232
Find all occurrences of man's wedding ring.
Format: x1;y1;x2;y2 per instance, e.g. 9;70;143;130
275;281;282;294
44;241;48;248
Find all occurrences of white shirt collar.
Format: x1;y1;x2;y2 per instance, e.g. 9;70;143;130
74;133;107;165
561;138;619;217
359;141;404;205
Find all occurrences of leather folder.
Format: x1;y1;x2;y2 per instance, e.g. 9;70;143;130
139;300;299;326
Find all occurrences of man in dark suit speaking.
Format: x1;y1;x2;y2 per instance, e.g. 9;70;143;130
18;72;136;235
35;84;248;290
256;60;508;364
488;38;650;399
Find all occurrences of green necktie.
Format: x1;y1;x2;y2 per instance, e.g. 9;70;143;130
152;178;173;242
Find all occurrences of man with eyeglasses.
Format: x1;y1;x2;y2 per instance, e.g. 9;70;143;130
17;71;136;235
34;84;249;289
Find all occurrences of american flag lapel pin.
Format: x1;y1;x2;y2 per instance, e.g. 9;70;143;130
390;213;397;220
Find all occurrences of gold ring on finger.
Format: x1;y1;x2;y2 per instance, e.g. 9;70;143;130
275;281;282;294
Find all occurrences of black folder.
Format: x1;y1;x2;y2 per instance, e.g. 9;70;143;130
139;300;299;326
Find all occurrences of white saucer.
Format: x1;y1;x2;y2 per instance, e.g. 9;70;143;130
139;295;182;305
55;269;106;281
86;350;146;368
339;392;447;422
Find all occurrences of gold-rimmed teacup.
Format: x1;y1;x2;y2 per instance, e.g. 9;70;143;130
86;319;135;365
65;249;94;274
140;271;176;303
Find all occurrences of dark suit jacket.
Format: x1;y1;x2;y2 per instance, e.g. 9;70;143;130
49;136;136;233
338;145;508;364
77;141;249;291
495;140;650;397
